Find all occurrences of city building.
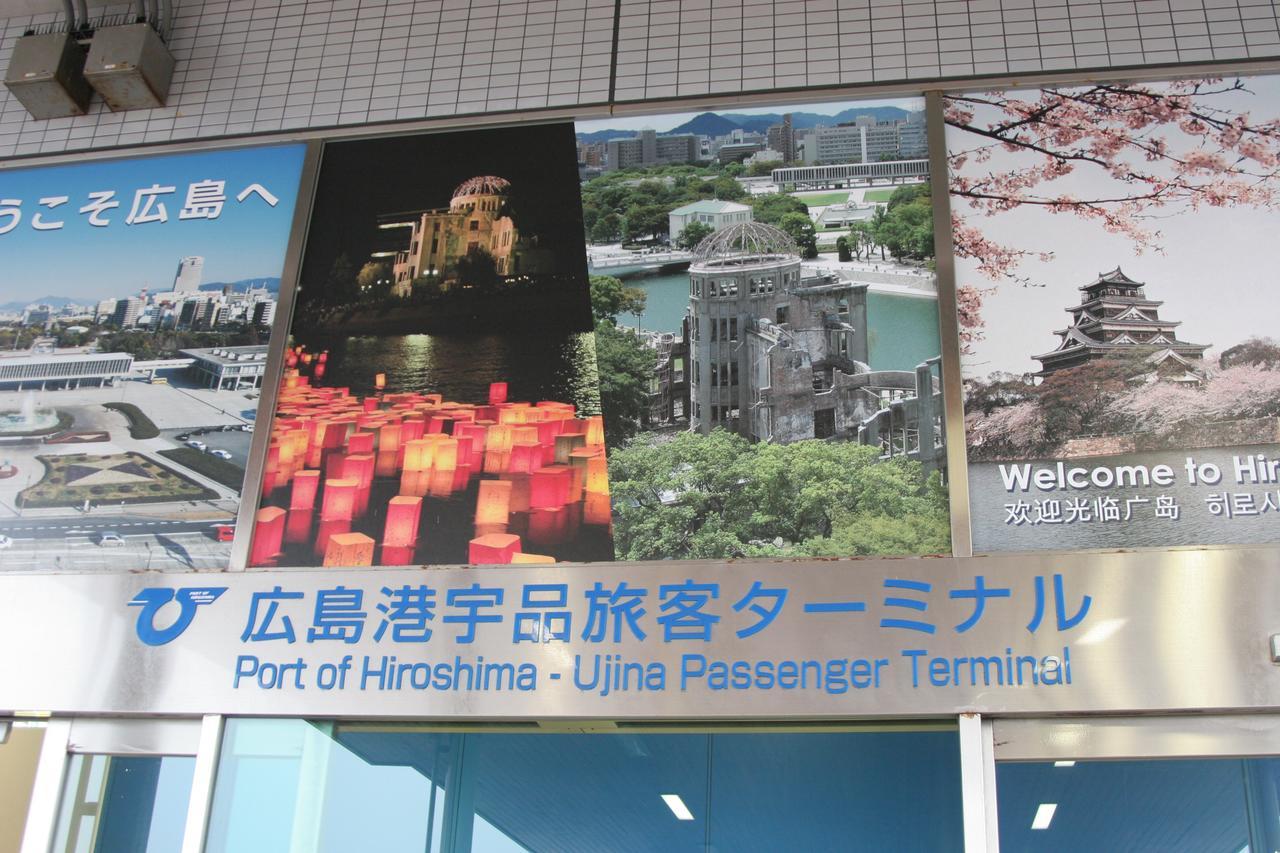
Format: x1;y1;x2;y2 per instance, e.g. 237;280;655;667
110;297;143;327
798;111;927;164
172;256;205;292
0;349;134;389
686;223;943;466
766;113;795;162
667;199;753;243
180;345;270;389
603;129;701;171
1033;267;1211;380
382;176;548;296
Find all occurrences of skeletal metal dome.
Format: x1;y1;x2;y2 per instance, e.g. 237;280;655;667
691;221;799;265
452;175;511;199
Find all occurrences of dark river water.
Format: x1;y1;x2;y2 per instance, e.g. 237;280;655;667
969;444;1280;552
292;331;602;414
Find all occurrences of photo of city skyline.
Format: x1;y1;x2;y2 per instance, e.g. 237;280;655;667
246;123;614;569
576;97;952;562
0;143;307;571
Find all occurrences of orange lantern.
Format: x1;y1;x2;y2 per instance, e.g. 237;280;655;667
250;507;287;565
374;373;387;390
468;533;522;565
488;382;508;405
323;532;376;567
320;478;358;521
383;495;422;548
475;480;512;529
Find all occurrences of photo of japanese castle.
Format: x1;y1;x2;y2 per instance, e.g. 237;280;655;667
946;74;1280;552
0;144;304;571
247;124;614;569
576;98;951;561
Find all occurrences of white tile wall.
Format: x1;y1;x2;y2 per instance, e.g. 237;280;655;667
1;0;1278;158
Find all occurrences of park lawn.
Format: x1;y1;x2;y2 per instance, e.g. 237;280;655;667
159;447;245;490
862;188;896;202
792;191;850;206
19;451;217;508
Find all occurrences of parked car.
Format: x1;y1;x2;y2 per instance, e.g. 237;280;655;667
176;433;190;441
187;440;207;450
0;534;12;549
209;449;233;459
239;424;253;432
97;532;126;547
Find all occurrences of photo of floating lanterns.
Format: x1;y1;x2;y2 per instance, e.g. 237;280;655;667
250;345;614;568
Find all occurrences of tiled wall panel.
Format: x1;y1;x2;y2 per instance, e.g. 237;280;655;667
1;0;1279;158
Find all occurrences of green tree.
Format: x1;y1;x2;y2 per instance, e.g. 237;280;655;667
750;193;809;225
676;220;714;250
869;207;889;260
323;252;358;305
623;204;669;242
847;221;873;260
723;162;745;178
711;176;746;201
356;261;392;300
607;433;951;560
778;212;818;259
589;275;626;323
621;286;647;329
590;213;622;244
835;236;851;262
454;247;501;292
593;320;653;448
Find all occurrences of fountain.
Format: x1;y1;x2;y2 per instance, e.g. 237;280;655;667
0;391;59;434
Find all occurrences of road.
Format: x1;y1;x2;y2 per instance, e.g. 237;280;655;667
0;515;234;571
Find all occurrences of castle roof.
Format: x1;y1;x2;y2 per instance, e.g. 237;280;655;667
1079;266;1144;290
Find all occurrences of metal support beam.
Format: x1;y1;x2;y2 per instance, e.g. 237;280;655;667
959;712;999;853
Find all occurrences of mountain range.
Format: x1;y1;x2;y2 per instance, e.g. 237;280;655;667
576;107;916;144
0;278;281;313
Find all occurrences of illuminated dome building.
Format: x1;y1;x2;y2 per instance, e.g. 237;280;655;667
386;175;524;296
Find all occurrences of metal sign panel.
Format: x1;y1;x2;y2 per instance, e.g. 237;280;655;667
1;549;1277;718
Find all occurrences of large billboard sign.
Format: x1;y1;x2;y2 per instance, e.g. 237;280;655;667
244;124;614;569
576;97;951;562
1;550;1277;716
946;76;1280;553
0;144;306;571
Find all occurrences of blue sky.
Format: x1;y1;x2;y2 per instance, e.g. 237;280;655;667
0;143;305;304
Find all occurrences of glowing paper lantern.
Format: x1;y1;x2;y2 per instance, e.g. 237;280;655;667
475;481;512;528
468;533;522;565
488;382;508;405
315;520;351;557
528;506;567;545
380;545;415;566
320;478;358;521
375;373;387;390
289;470;321;511
585;454;609;495
585;415;605;447
285;510;312;544
323;532;376;567
510;553;556;564
530;466;572;509
383;495;422;548
508;441;542;474
583;489;612;526
555;433;586;464
251;507;287;564
348;431;375;454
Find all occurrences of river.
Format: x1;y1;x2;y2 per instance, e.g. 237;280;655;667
291;331;602;415
618;271;941;372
